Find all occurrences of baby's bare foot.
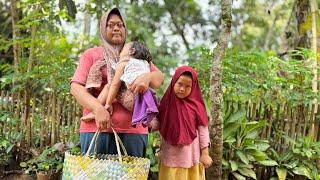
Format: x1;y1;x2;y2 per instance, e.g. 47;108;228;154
80;112;95;122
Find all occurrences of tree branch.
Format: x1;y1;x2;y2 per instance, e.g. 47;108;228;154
164;0;190;51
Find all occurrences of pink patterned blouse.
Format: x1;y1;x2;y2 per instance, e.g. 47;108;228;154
160;126;210;168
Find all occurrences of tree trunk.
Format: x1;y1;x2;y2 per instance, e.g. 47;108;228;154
83;0;91;36
10;0;21;130
207;0;232;179
23;4;39;146
296;0;311;48
316;1;320;142
281;0;311;53
309;0;318;139
10;0;20;74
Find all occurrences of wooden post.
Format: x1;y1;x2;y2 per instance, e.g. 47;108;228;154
51;92;57;146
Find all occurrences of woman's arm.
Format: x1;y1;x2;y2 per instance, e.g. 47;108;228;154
129;70;164;94
70;83;110;130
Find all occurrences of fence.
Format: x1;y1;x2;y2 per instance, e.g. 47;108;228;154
0;90;82;152
243;101;320;179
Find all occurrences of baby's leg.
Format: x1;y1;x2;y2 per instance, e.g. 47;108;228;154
80;112;95;122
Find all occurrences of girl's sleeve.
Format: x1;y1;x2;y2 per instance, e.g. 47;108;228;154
198;126;211;149
71;49;94;85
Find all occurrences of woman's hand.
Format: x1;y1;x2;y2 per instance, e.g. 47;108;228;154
200;147;213;168
93;105;111;130
129;73;151;94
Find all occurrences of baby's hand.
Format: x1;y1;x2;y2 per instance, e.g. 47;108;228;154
200;153;213;169
105;104;113;115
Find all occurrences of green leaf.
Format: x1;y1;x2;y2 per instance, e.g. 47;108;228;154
254;141;270;151
238;163;253;169
292;166;312;179
223;123;240;140
259;160;278;166
246;149;268;161
238;167;257;179
279;152;293;162
230;160;239;171
236;151;249;164
284;159;299;169
276;167;287;180
222;159;229;167
6;144;14;154
232;172;246;180
227;109;246;123
20;162;27;168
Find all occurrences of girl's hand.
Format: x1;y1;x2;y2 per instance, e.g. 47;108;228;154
200;147;212;168
148;118;160;132
200;153;213;168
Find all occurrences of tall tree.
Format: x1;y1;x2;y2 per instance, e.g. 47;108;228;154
310;0;318;139
208;0;232;179
282;0;311;52
10;0;20;74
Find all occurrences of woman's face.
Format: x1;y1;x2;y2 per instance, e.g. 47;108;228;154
106;14;126;45
173;75;192;99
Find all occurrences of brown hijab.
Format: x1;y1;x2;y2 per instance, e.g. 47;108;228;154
86;8;134;111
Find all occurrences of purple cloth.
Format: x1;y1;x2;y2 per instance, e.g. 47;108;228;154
132;89;159;127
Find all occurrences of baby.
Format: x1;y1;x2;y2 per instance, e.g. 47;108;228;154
81;41;159;127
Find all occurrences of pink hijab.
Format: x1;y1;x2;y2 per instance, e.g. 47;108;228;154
158;66;209;145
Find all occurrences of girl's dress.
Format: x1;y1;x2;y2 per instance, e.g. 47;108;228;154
157;66;210;180
159;126;210;180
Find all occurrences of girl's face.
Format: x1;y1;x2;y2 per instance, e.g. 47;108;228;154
173;75;192;99
120;42;133;58
106;14;126;45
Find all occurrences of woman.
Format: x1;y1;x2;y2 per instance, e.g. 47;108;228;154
70;7;164;157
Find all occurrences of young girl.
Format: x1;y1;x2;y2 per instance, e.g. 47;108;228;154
157;66;212;180
81;41;159;127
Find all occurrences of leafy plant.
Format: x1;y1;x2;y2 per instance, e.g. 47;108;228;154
20;146;64;174
269;136;320;180
0;110;23;166
146;132;160;173
222;106;276;180
194;48;315;108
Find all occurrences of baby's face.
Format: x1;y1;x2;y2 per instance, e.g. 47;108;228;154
120;42;133;58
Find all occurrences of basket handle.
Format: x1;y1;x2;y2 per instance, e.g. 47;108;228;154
85;128;128;162
85;131;99;156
